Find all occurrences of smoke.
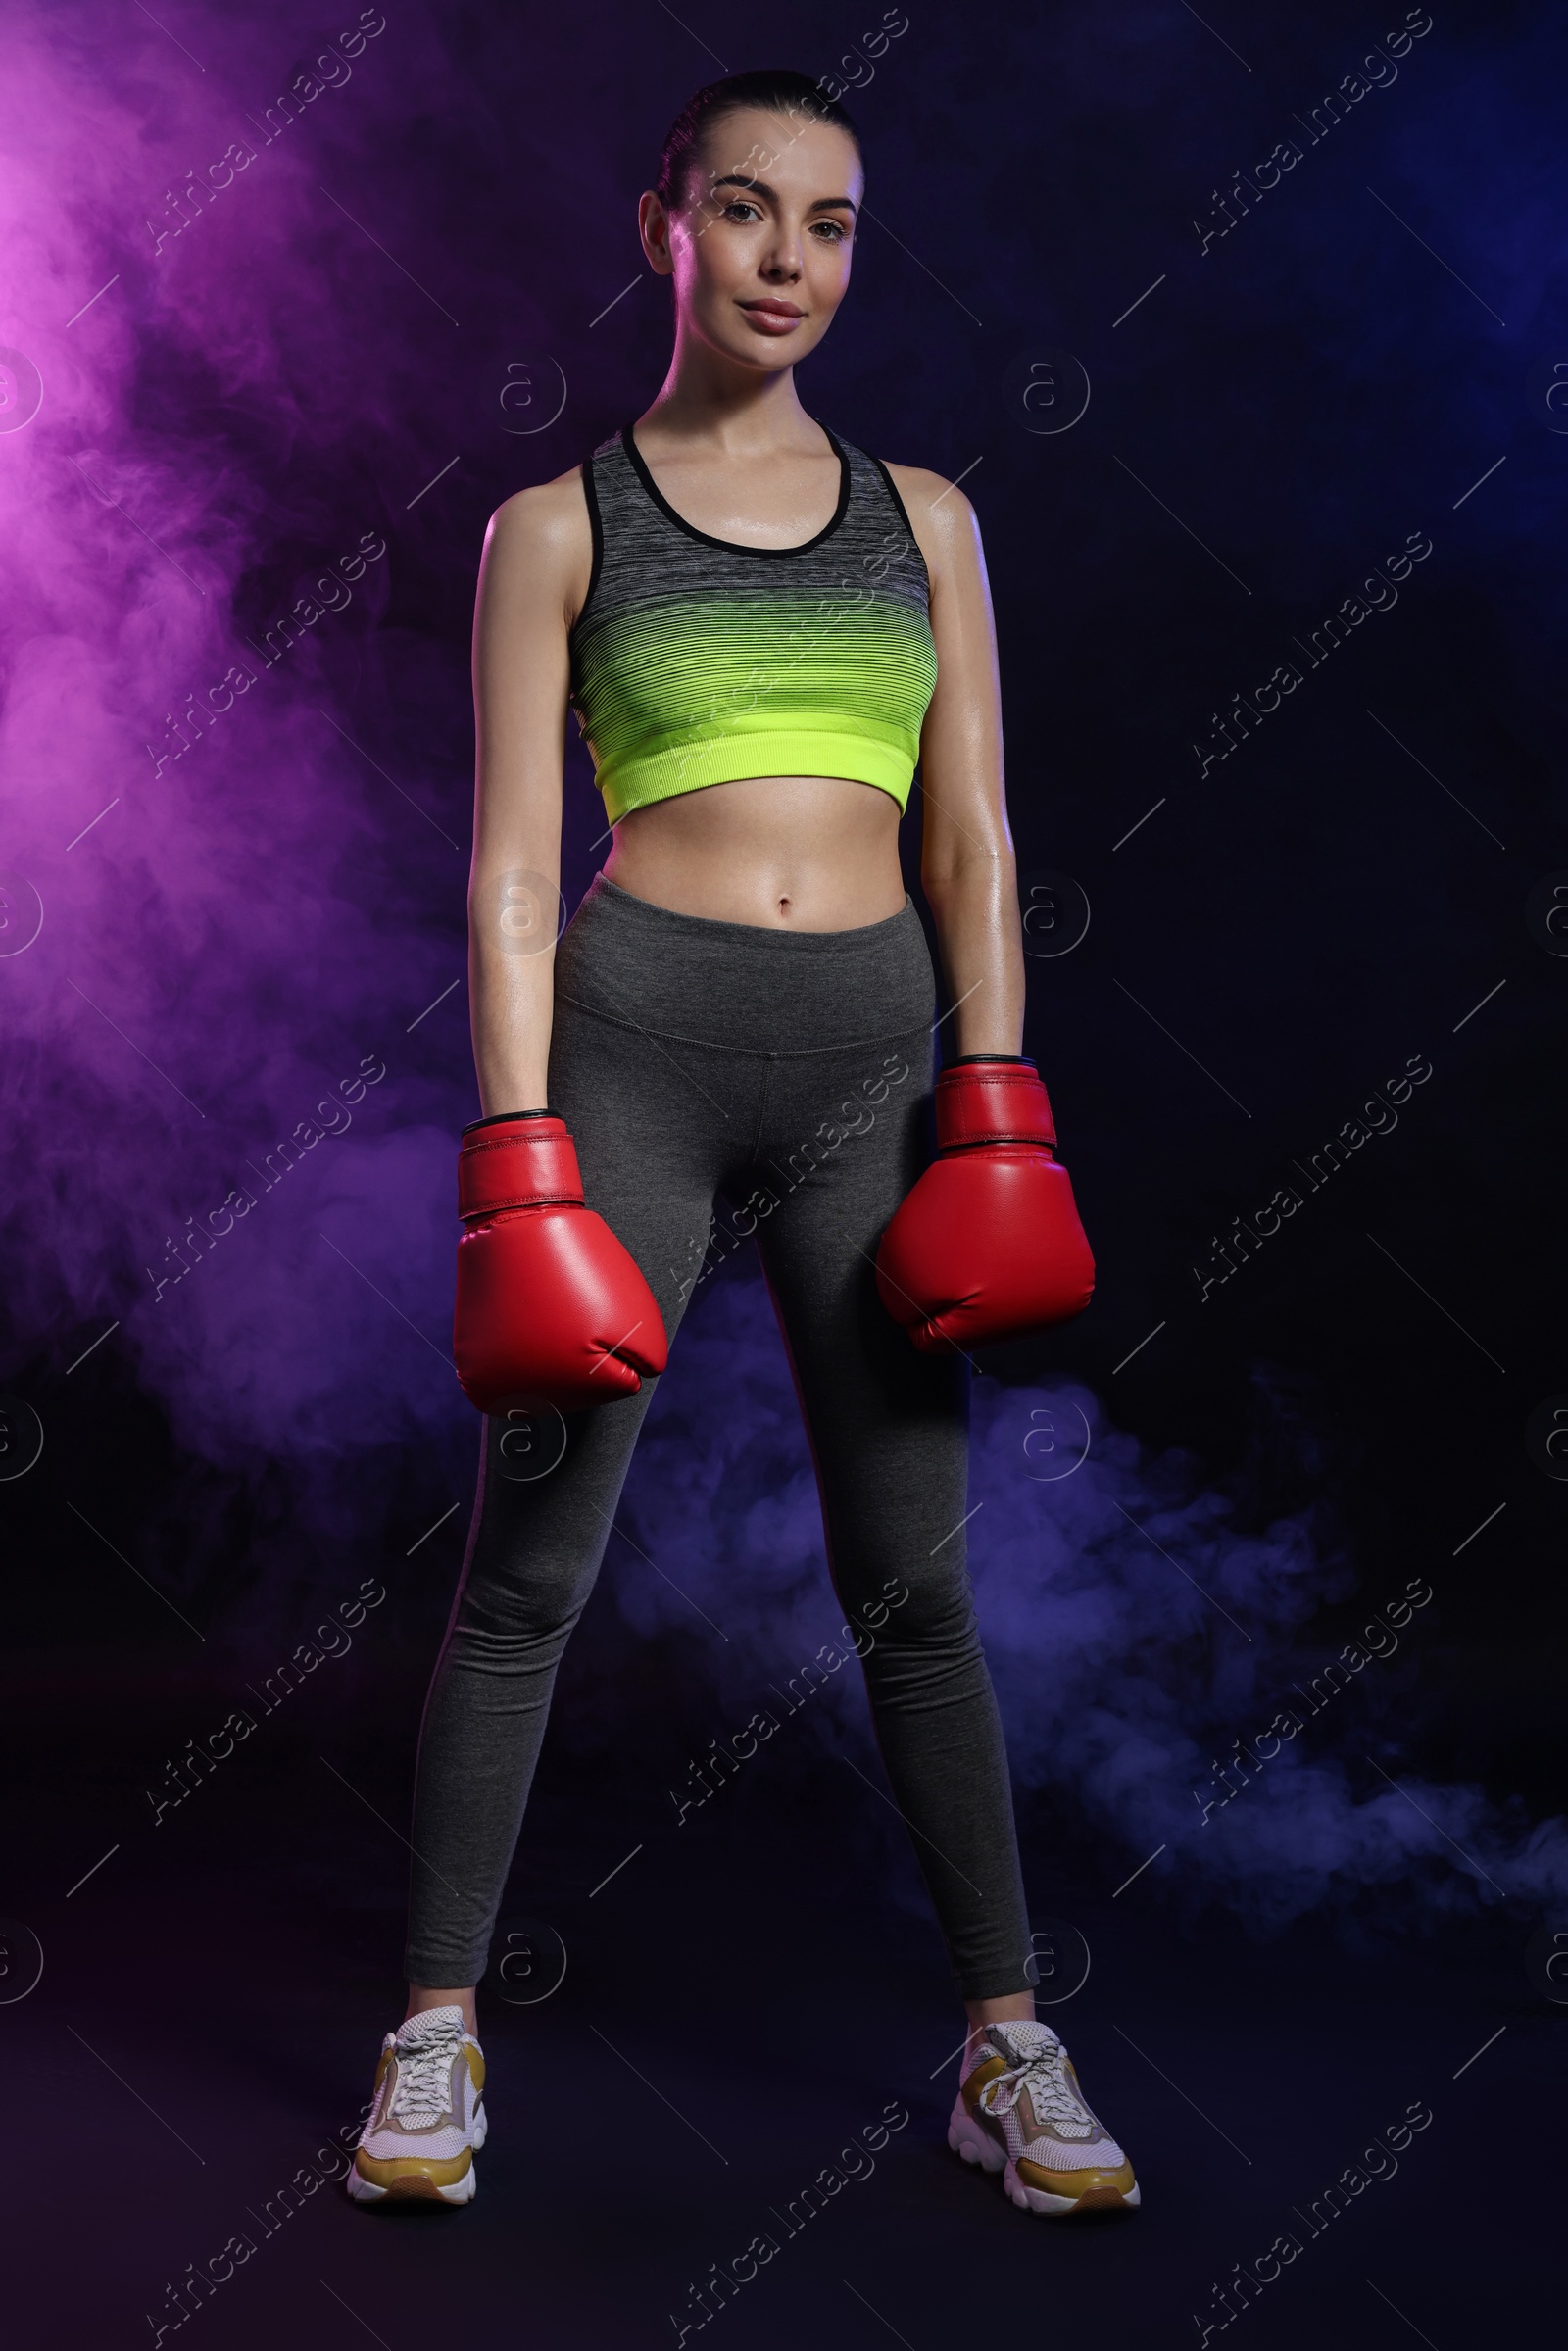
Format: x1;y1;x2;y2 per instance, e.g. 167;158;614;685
0;4;477;1474
617;1268;1568;1931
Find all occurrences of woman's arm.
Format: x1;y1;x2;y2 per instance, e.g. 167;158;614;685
872;468;1095;1355
886;466;1025;1057
468;472;592;1114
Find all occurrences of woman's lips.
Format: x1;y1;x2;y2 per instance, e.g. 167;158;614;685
738;302;805;334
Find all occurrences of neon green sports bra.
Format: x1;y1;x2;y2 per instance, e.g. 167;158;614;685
567;421;939;824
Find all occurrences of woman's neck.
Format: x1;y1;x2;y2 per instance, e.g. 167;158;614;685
640;344;818;455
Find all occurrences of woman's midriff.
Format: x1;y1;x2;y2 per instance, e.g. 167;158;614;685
600;773;907;931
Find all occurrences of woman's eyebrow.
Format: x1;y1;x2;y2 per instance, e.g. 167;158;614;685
708;173;858;215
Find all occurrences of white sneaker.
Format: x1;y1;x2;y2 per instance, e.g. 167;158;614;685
949;2019;1140;2216
348;2006;487;2205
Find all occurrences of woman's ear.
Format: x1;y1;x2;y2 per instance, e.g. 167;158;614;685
639;189;675;275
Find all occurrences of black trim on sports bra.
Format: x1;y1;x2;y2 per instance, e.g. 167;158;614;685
577;455;605;624
867;452;922;546
618;417;854;558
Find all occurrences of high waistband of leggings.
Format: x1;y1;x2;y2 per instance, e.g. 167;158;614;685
554;873;937;1055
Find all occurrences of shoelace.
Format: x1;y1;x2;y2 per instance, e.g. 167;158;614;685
387;2024;466;2127
977;2030;1095;2138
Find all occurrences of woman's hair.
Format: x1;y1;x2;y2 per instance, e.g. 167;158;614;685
655;70;860;212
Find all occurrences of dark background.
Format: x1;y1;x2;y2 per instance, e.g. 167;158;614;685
0;1;1562;2343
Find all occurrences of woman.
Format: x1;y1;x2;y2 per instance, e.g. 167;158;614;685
349;68;1135;2220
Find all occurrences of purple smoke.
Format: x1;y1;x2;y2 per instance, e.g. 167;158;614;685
0;5;466;1475
620;1270;1568;1929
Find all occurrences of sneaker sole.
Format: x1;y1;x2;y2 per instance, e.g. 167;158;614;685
951;2109;1140;2216
1004;2159;1141;2217
347;2163;475;2205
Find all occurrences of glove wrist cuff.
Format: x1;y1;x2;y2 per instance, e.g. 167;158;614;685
463;1107;556;1133
458;1115;584;1219
935;1062;1057;1151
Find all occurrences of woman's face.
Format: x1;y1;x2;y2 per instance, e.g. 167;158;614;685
642;107;862;371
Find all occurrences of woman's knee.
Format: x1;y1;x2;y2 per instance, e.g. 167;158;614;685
844;1596;985;1696
452;1544;601;1649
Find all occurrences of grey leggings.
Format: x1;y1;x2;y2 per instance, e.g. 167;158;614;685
406;875;1034;2002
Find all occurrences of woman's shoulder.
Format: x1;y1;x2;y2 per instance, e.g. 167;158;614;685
483;467;596;612
481;465;595;616
878;457;957;502
874;458;980;575
488;463;589;546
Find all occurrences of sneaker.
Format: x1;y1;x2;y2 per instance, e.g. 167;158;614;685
949;2019;1139;2215
347;2005;487;2205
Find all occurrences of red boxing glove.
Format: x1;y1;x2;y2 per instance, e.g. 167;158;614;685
875;1057;1095;1355
453;1112;668;1413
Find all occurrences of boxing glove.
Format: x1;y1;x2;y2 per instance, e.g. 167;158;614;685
875;1056;1095;1355
453;1111;668;1413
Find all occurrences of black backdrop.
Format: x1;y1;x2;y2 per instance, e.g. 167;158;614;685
1;3;1563;2344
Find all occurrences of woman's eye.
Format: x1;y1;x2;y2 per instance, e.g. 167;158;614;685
811;220;848;242
723;200;760;222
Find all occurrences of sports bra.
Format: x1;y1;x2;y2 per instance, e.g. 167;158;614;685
567;421;938;824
